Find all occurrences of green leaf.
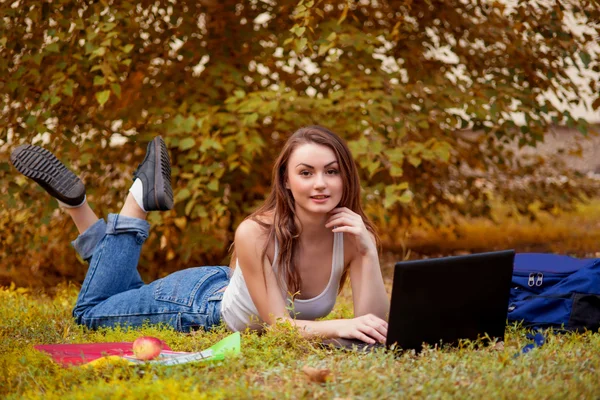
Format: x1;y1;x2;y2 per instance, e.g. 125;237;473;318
95;90;110;106
432;142;451;162
387;148;404;163
292;26;306;37
244;113;259;126
194;205;208;218
179;137;196;151
201;138;224;151
181;116;196;133
408;155;421;167
93;76;105;86
318;43;332;56
295;38;308;53
50;95;61;106
111;83;121;98
383;186;397;208
91;47;106;59
580;52;591;68
398;190;414;203
26;115;37;127
32;53;44;65
122;44;134;53
63;79;74;97
175;188;191;203
390;164;403;177
101;22;117;32
207;179;219;191
367;160;380;177
45;42;60;53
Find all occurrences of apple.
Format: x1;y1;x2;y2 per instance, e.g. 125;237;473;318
132;336;164;360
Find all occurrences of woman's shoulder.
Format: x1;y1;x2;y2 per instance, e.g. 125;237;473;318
235;218;263;239
234;214;275;263
236;212;273;237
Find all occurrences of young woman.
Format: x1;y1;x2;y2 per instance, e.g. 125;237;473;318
11;126;389;344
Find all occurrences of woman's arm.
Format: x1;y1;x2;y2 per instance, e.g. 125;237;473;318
235;219;388;344
348;233;390;320
325;207;391;320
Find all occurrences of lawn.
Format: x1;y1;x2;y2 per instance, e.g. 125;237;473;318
2;282;600;399
2;203;600;399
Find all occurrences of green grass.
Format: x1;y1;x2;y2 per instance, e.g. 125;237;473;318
1;282;600;399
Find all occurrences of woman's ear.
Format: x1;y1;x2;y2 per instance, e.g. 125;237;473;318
285;180;290;189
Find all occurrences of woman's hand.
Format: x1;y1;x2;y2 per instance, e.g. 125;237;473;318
325;207;375;256
335;314;388;344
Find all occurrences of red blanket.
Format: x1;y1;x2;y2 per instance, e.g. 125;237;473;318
34;342;173;367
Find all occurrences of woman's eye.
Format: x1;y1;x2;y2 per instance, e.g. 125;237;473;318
327;169;339;175
300;170;311;176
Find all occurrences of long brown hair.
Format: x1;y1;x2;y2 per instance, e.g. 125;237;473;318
235;125;379;294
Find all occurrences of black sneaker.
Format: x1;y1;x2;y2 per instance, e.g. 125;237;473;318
10;144;86;206
133;136;173;211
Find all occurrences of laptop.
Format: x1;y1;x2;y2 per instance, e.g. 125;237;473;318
324;250;515;352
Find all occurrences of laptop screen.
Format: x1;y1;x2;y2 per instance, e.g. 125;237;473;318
387;250;515;351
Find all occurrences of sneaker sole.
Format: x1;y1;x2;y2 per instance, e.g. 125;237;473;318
10;144;86;206
153;136;174;210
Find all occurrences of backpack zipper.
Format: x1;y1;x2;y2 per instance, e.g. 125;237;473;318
528;273;535;287
526;272;544;287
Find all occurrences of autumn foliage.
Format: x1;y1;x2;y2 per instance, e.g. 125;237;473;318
1;0;599;287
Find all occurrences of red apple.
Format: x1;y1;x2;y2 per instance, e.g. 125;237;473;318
132;336;164;360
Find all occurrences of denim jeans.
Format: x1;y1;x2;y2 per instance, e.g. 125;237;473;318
71;213;230;332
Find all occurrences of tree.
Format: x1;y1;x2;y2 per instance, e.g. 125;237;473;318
1;0;599;287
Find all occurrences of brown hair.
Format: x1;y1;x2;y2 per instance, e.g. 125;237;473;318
236;125;379;294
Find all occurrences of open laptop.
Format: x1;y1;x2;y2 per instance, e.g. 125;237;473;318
324;250;515;352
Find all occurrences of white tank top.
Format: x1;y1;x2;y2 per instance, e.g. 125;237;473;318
220;232;345;331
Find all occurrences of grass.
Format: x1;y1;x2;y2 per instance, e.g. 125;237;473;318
3;202;600;399
1;281;600;399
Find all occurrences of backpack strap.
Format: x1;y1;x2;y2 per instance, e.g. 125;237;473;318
514;331;546;358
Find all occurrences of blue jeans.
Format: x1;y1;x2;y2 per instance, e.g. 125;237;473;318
71;213;230;332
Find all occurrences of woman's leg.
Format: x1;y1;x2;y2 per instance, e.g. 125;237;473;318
65;202;100;234
75;265;231;332
72;136;178;327
71;137;229;332
72;212;151;319
120;192;147;220
73;204;231;332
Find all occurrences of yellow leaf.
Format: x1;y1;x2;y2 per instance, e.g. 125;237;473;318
174;217;187;230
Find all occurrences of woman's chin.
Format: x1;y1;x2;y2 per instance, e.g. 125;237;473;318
300;203;336;215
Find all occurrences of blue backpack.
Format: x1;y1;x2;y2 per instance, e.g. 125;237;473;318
508;253;600;332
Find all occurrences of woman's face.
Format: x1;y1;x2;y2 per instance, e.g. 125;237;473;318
285;142;343;216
